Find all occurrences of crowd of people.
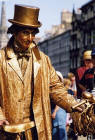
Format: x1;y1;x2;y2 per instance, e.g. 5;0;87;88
51;71;77;140
51;49;95;140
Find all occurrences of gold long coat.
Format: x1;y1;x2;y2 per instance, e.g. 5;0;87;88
0;44;77;140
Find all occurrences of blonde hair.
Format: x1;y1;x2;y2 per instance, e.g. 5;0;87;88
68;72;75;80
63;78;71;89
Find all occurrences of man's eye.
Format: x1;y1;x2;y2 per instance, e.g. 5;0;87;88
23;31;29;35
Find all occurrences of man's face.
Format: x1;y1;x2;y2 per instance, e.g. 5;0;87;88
14;29;35;50
84;59;93;68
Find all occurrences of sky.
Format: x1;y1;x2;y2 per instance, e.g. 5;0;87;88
0;0;90;37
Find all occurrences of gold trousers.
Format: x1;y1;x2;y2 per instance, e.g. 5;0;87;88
16;129;33;140
0;127;38;140
1;121;38;140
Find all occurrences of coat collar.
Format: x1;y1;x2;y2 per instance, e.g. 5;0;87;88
6;45;16;59
6;44;41;60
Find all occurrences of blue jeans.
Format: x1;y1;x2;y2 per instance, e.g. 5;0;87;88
52;125;67;140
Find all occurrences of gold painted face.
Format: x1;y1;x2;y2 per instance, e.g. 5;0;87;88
14;29;35;50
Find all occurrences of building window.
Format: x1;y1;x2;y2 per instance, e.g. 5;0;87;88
73;39;77;49
87;32;91;45
85;33;87;46
85;32;91;45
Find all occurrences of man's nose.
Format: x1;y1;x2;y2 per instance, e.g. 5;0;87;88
28;33;34;41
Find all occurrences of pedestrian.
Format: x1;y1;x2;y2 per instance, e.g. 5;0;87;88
63;78;77;140
77;51;94;94
68;72;77;97
51;71;67;140
0;4;82;140
76;50;93;99
63;78;74;96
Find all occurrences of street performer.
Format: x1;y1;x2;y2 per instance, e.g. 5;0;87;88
0;4;82;140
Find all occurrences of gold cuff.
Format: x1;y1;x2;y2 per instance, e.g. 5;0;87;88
3;121;35;133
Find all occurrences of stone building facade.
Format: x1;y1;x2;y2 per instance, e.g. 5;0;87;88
39;30;71;77
71;0;95;72
39;9;73;77
70;9;82;72
39;0;95;75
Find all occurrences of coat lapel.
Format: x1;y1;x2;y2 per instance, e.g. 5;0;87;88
32;47;46;135
32;47;41;82
6;47;23;82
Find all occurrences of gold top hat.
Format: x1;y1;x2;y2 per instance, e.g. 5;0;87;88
8;5;42;28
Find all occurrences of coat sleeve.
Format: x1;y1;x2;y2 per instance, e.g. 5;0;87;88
0;108;6;120
46;56;79;113
0;50;6;120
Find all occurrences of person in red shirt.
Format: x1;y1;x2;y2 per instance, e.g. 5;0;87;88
76;50;93;99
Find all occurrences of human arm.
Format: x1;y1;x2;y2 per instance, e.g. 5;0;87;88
46;56;82;113
51;105;59;119
78;83;86;92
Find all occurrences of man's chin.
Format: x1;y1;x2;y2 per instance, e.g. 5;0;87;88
21;45;30;50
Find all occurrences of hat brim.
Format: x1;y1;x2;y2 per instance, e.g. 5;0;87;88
8;19;42;28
